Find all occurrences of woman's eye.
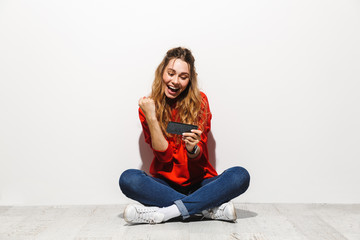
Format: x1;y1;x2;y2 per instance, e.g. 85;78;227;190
168;72;174;76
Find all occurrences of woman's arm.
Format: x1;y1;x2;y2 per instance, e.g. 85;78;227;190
183;129;202;158
138;97;168;151
183;92;212;160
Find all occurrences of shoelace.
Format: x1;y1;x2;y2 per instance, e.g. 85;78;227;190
209;205;226;219
135;207;159;224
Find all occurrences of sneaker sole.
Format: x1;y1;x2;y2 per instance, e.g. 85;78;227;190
229;202;237;222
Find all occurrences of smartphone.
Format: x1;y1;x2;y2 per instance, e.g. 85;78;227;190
166;121;198;135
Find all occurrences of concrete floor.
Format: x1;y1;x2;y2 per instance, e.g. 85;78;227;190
0;203;359;240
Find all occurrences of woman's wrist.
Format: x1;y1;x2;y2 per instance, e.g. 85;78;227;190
146;114;158;122
186;144;200;158
186;145;198;154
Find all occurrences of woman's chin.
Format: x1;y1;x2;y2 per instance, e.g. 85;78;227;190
165;91;179;99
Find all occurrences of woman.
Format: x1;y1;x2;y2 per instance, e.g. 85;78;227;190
119;47;250;224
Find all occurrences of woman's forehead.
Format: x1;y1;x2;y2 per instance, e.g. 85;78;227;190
167;58;190;73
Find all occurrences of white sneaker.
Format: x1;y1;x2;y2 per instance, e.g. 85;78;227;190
202;201;237;222
124;204;165;224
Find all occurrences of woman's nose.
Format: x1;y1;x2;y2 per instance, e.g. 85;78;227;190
171;75;180;84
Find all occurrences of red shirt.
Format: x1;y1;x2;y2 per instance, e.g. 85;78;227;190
139;92;218;187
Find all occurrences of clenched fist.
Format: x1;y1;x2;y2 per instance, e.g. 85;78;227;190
139;97;156;120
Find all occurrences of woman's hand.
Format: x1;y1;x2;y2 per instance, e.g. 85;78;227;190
139;97;156;120
182;129;202;154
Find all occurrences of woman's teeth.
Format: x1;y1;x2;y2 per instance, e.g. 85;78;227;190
168;86;179;92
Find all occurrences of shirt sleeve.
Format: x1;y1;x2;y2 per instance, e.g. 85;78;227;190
139;107;174;163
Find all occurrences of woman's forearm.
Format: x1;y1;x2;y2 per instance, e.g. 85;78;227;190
147;117;168;151
138;97;168;151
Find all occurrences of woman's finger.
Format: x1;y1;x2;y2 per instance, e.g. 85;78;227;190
183;132;201;141
183;135;200;144
182;133;198;141
191;129;202;136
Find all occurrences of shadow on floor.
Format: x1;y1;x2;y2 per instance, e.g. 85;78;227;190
235;208;258;219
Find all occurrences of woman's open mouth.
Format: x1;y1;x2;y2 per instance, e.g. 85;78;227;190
167;85;180;95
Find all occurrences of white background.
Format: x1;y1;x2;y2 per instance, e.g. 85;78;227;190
1;0;359;205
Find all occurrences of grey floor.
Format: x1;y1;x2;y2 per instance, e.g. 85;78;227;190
0;203;359;240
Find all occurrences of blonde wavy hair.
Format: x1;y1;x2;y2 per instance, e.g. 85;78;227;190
150;47;208;138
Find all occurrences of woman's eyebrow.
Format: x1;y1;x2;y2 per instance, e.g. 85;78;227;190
167;68;189;75
180;72;189;76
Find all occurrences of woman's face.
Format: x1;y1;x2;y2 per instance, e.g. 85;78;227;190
162;58;190;99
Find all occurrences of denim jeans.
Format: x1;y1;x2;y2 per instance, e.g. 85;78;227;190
119;166;250;219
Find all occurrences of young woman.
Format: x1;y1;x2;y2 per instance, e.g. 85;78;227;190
119;47;250;224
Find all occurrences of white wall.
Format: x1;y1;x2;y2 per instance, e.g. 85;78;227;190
0;0;359;205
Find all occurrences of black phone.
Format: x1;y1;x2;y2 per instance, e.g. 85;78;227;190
166;121;198;135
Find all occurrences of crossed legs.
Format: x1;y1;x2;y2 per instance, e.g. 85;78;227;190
119;166;250;220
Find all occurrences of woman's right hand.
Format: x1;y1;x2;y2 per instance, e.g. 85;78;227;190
138;97;157;120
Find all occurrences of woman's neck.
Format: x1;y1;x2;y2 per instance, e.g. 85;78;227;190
166;97;178;109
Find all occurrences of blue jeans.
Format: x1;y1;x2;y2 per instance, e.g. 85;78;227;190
119;166;250;219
